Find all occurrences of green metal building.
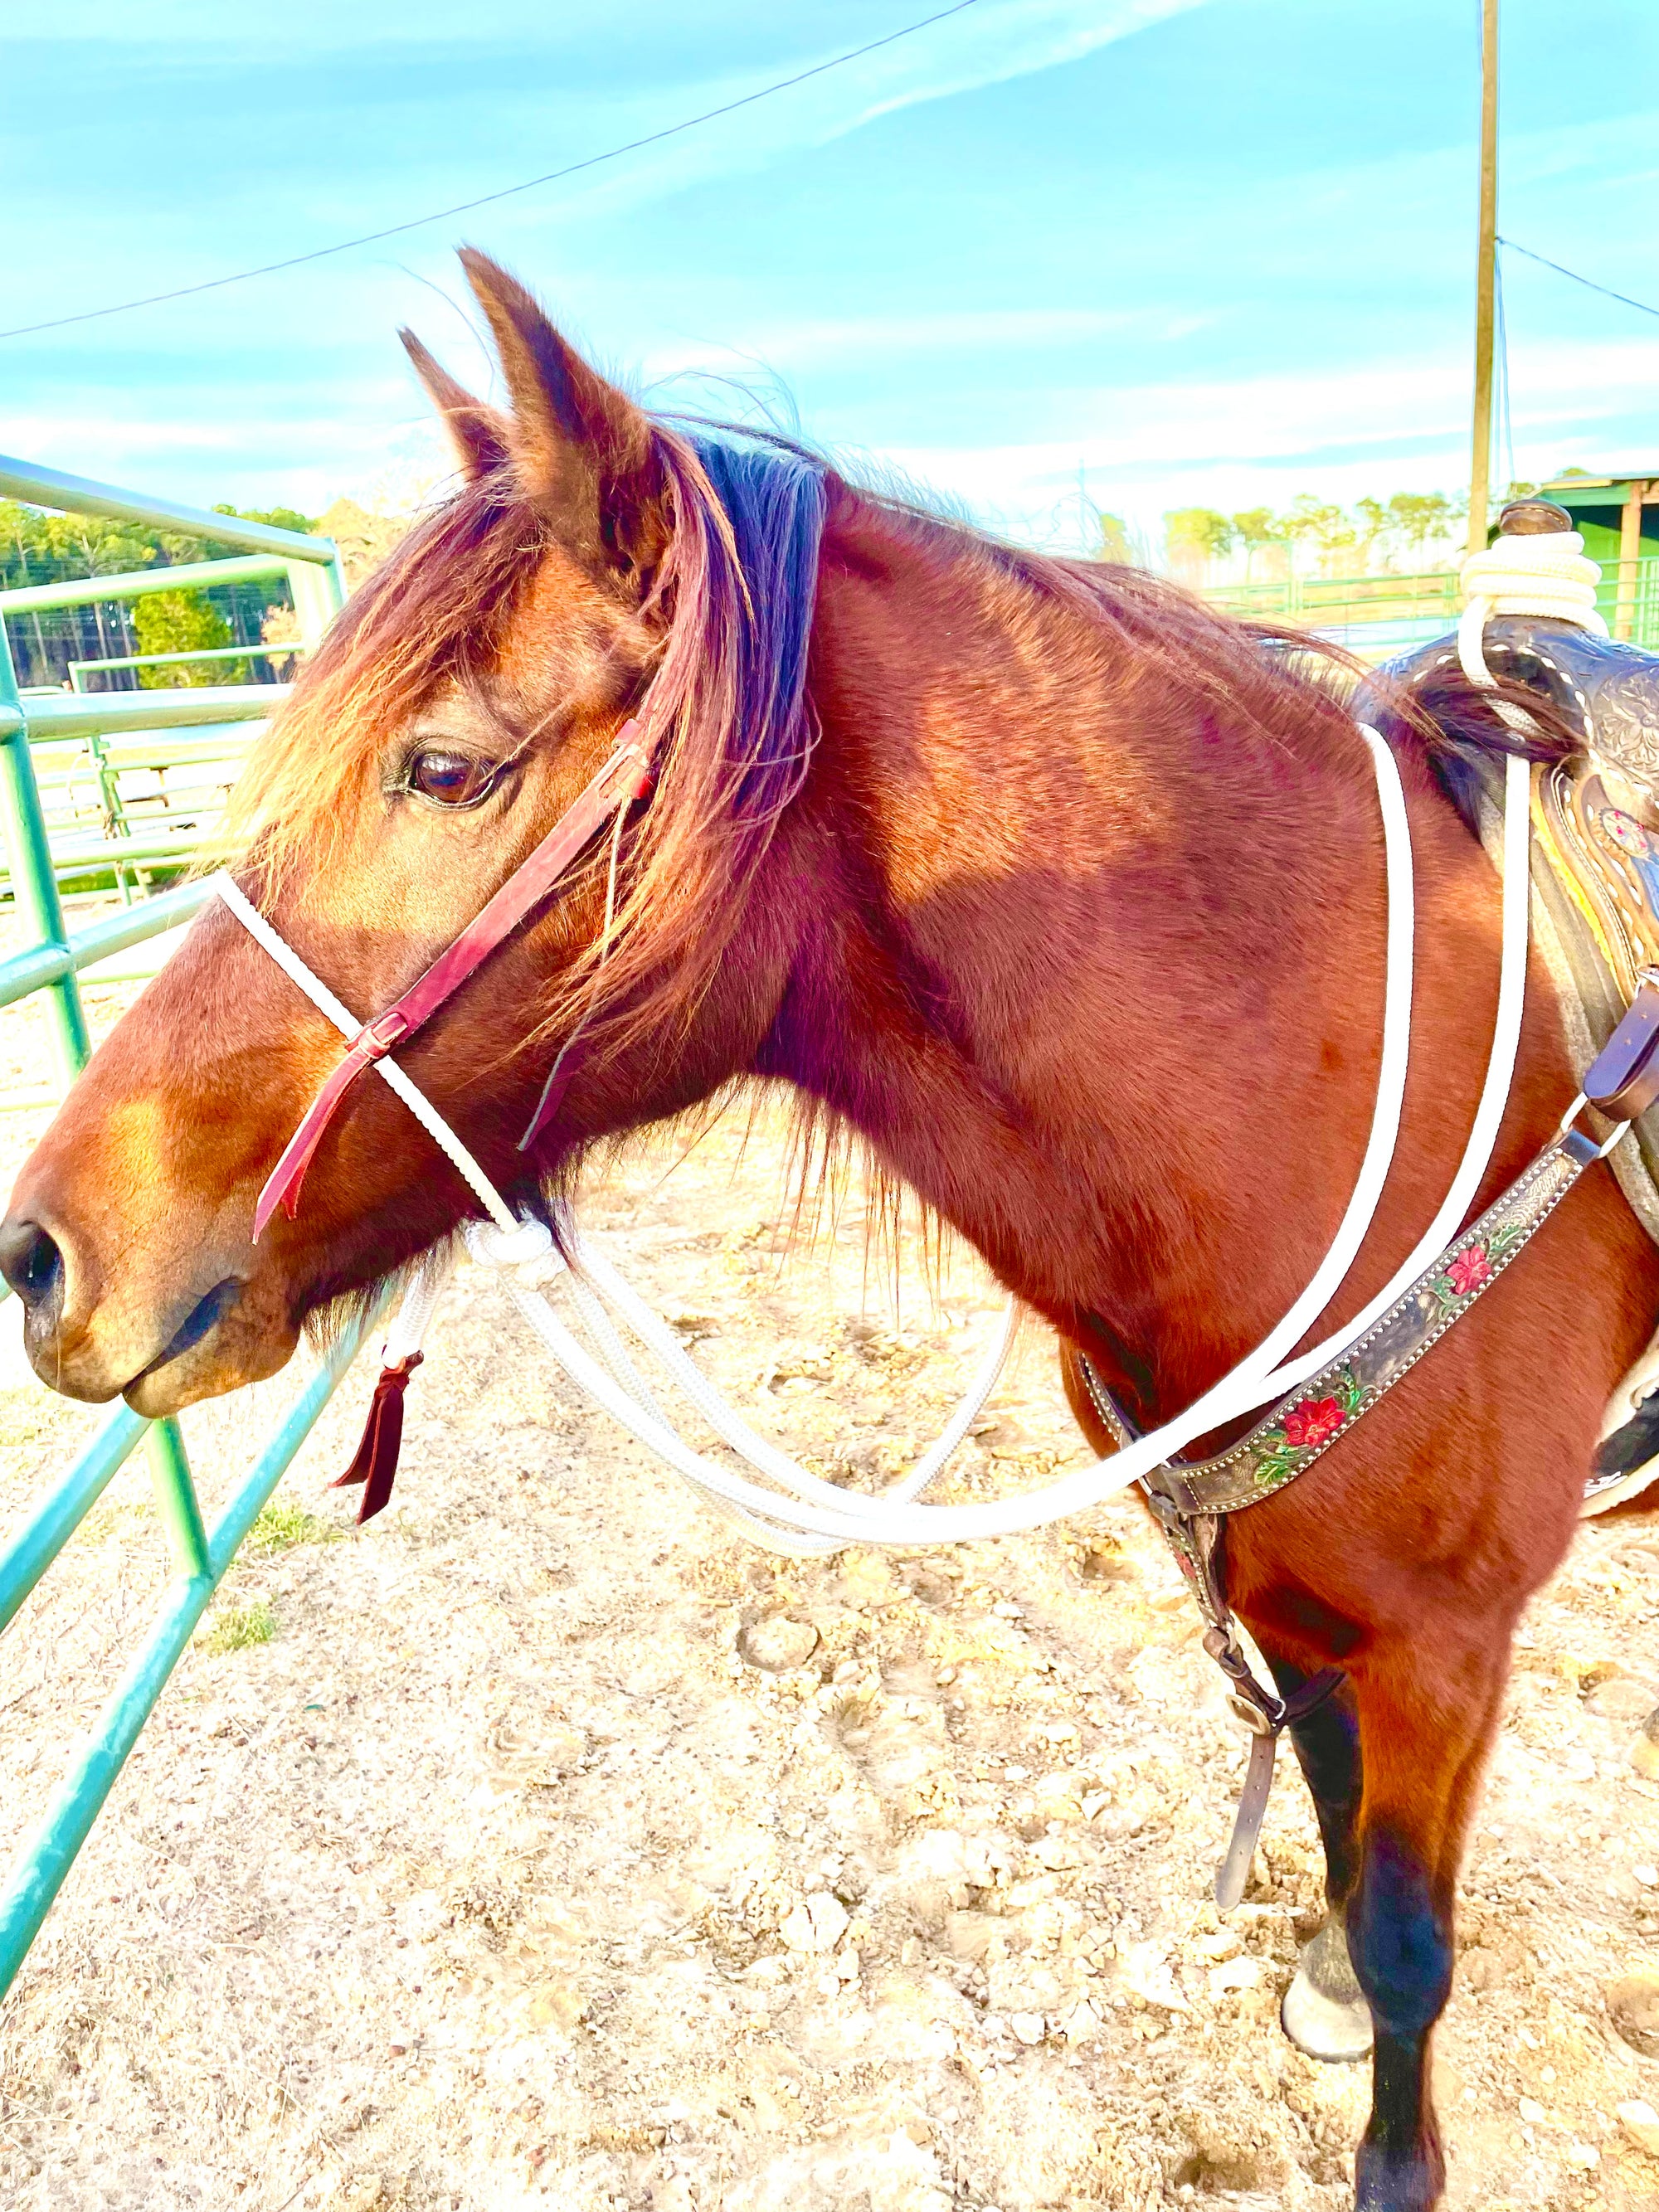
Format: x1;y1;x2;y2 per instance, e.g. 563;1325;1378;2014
1540;469;1659;641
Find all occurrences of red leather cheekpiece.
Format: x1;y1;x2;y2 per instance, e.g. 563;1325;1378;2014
253;726;653;1237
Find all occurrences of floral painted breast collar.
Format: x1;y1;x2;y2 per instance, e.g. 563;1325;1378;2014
1077;1119;1605;1908
1081;1123;1598;1524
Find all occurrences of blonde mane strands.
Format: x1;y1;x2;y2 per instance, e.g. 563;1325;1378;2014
216;483;554;887
215;425;825;1104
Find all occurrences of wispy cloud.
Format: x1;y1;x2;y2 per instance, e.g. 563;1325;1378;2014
640;304;1211;378
868;332;1659;542
456;2;1214;283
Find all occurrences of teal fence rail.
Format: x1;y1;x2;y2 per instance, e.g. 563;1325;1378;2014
20;692;285;908
1;455;343;908
1204;554;1659;655
68;642;309;690
0;456;377;2003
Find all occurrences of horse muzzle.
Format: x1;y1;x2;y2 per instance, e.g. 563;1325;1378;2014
0;1203;294;1412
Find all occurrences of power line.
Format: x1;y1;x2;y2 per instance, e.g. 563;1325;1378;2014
1497;236;1659;323
0;0;983;343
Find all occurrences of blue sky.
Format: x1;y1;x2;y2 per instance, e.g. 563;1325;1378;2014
4;0;1658;552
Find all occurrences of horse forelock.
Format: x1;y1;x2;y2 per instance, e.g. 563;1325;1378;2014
634;427;825;830
219;423;825;853
216;420;830;1089
218;475;553;882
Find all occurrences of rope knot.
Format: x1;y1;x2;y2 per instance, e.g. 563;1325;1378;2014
465;1215;565;1283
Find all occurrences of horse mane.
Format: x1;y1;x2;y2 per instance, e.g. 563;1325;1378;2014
929;520;1583;831
1356;651;1579;834
521;427;826;1067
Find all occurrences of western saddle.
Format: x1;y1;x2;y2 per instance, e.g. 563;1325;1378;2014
1378;499;1659;1510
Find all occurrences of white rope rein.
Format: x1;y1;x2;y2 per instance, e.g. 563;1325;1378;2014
1457;513;1619;1170
204;697;1490;1550
207;871;1014;1553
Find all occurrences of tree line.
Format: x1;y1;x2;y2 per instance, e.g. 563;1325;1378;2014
1135;482;1546;584
1;498;317;690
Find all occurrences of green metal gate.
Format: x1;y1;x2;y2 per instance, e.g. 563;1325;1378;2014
0;455;381;2001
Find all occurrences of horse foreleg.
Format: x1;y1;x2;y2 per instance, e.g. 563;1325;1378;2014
1260;1650;1373;2064
1343;1650;1503;2212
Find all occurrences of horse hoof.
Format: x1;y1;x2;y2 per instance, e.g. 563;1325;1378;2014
1281;1913;1374;2064
1355;2132;1445;2211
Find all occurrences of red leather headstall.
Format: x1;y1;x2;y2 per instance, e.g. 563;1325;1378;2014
253;723;654;1237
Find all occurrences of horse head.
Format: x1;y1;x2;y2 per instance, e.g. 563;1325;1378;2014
0;251;824;1415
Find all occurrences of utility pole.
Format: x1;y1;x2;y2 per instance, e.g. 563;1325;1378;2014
1467;0;1500;552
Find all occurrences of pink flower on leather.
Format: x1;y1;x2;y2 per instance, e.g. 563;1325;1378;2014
1282;1397;1344;1451
1443;1247;1491;1299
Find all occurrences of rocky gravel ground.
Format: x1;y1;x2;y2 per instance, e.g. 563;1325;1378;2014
2;952;1659;2210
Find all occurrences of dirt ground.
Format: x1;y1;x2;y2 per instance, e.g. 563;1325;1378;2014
3;951;1659;2211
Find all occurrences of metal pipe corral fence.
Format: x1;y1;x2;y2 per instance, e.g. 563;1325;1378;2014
0;453;380;2005
0;460;338;907
1202;556;1659;656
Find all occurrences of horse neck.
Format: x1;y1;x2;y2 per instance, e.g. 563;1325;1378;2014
749;489;1572;1412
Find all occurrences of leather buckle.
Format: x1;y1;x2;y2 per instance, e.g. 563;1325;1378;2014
1228;1691;1277;1738
362;1009;411;1058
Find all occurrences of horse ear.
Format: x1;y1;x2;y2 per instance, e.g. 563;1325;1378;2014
457;246;665;583
398;328;512;482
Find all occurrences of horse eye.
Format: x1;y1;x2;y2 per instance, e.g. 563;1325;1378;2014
407;749;494;806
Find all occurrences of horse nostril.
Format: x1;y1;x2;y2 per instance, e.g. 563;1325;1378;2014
0;1218;64;1311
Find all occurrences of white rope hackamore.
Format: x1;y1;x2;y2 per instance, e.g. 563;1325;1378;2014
206;698;1538;1556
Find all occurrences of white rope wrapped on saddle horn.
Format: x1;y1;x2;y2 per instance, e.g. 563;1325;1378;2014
1458;526;1607;659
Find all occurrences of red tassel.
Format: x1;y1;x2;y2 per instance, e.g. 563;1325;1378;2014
334;1352;422;1524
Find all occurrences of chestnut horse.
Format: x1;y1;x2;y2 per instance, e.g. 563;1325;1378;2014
2;251;1652;2210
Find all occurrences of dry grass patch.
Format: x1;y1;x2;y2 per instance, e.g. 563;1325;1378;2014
199;1597;276;1653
